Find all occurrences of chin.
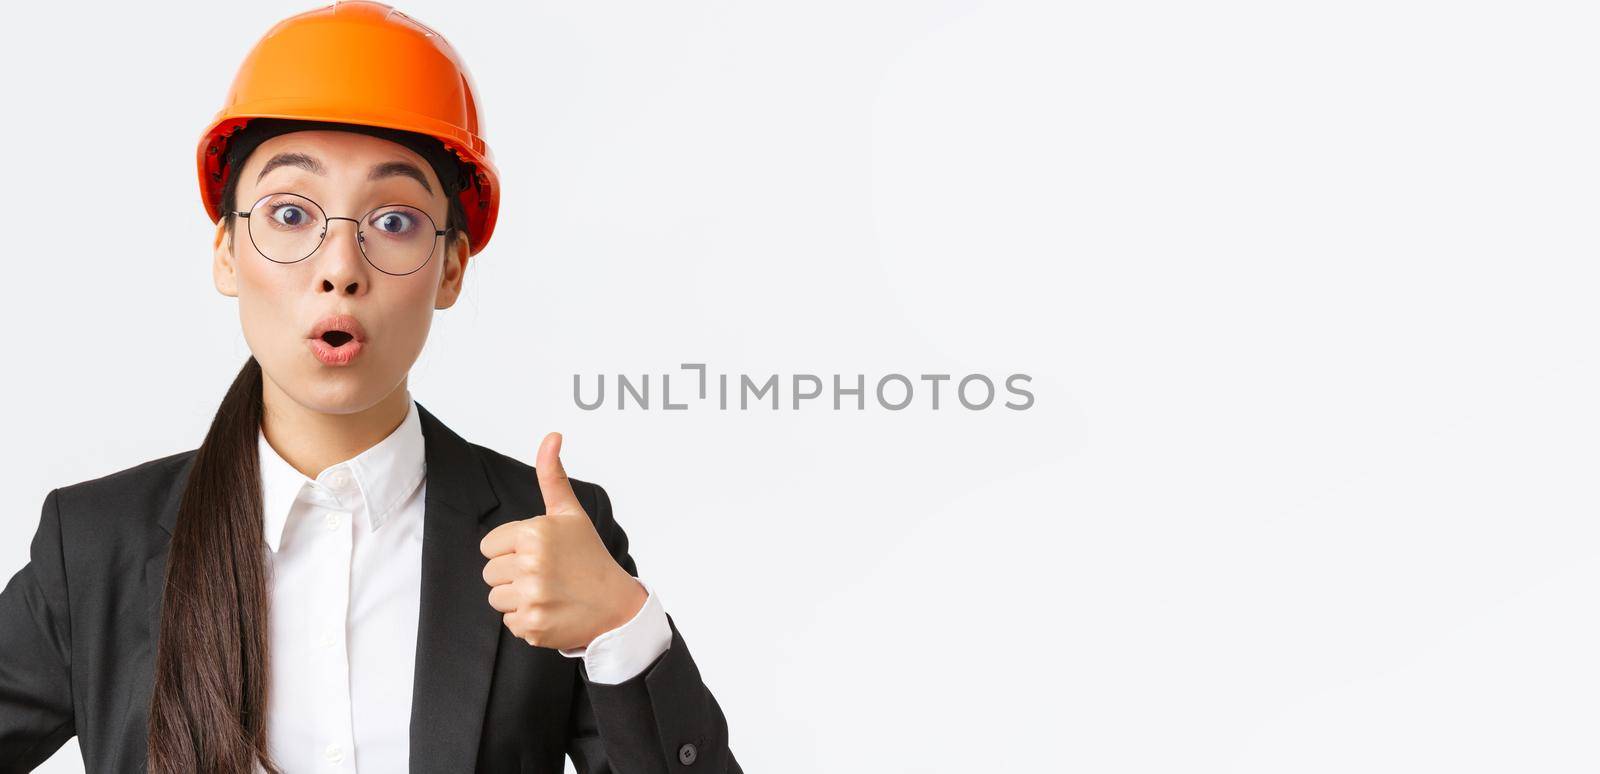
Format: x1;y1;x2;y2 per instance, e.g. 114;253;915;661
268;366;388;416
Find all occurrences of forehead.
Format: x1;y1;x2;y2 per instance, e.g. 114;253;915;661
240;129;441;190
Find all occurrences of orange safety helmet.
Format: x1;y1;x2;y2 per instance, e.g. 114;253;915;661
197;0;499;256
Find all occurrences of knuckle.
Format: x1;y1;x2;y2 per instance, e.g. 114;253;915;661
518;577;545;605
514;523;543;551
515;553;539;575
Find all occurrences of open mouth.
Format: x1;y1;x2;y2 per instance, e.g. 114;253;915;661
307;314;367;366
307;313;368;346
320;330;356;347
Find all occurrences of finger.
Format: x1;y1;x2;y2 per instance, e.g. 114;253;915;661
536;431;582;515
479;519;525;559
487;582;522;613
481;553;527;587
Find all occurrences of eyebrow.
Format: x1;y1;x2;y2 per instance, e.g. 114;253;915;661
255;152;434;195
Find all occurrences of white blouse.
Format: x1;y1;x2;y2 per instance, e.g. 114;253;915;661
255;394;670;772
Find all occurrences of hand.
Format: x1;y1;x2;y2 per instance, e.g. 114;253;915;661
479;432;648;650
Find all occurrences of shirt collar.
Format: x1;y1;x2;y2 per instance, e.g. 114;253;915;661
258;395;427;553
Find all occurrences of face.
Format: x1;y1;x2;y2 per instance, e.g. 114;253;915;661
213;129;470;415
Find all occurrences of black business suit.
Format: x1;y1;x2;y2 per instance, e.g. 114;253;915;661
0;401;741;773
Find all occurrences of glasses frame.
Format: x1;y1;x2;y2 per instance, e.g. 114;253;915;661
232;191;447;277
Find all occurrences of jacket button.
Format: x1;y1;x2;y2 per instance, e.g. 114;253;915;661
678;742;698;765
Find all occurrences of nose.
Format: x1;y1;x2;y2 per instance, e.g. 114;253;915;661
315;217;369;294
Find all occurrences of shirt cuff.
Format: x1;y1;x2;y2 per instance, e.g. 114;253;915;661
557;577;671;685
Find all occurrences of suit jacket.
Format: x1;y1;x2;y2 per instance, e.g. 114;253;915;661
0;401;741;773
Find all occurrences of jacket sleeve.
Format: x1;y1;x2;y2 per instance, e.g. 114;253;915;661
0;489;76;772
566;483;742;774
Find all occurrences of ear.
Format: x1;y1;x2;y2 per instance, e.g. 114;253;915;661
434;233;472;309
213;218;240;298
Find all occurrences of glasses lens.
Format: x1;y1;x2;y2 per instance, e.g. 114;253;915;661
247;193;327;263
360;205;439;275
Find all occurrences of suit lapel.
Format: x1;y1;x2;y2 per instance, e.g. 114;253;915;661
135;450;194;768
146;450;191;634
409;400;505;772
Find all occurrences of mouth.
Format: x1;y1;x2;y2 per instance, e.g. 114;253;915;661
307;314;368;366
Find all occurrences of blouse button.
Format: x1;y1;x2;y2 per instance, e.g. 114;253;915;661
324;742;344;763
323;512;345;531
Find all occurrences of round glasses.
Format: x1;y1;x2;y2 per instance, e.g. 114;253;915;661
233;192;446;276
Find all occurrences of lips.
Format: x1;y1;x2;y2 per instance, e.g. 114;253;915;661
309;314;368;343
307;314;367;366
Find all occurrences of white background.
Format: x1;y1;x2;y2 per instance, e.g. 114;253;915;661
3;1;1597;771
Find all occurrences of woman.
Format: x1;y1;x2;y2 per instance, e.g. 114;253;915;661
0;2;739;772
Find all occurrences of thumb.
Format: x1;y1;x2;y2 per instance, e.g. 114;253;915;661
536;431;582;515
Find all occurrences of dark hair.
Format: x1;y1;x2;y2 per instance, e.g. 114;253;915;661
147;357;277;773
147;119;473;774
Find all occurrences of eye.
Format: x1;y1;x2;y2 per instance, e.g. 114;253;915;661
371;209;417;235
270;203;313;228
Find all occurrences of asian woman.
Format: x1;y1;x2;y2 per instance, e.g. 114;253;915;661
0;3;740;772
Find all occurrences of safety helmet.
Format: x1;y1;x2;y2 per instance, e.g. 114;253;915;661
197;0;499;256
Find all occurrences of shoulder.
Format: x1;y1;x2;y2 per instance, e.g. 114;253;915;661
465;441;634;567
52;447;197;536
55;447;196;507
466;441;611;518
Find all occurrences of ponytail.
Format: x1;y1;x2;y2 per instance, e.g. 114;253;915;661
147;356;280;774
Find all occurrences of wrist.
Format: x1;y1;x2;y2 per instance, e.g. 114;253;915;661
598;574;648;639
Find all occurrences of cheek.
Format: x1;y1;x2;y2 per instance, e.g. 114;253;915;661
381;279;439;356
230;249;440;384
235;259;303;351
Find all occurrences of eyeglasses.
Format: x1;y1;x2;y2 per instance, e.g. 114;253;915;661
232;192;446;276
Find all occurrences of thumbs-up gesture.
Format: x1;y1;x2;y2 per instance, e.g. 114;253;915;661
480;432;648;650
